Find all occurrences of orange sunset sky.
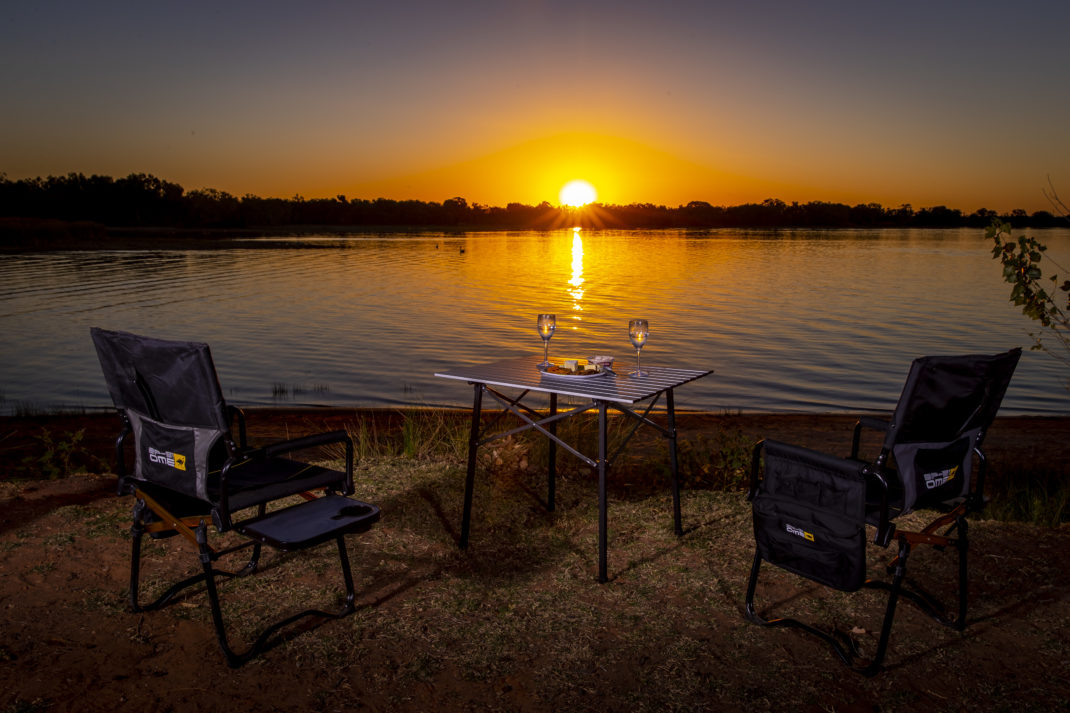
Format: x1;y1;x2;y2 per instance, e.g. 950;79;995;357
2;1;1068;213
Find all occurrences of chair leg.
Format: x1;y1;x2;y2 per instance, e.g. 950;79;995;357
131;504;364;668
957;518;969;629
745;542;909;677
745;548;865;671
337;534;357;613
129;504;216;613
878;515;969;630
862;538;909;676
196;525;362;668
234;504;267;577
129;519;146;612
743;548;762;623
197;523;244;667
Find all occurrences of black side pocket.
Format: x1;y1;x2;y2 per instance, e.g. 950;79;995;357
913;437;969;502
137;419;198;498
753;496;866;592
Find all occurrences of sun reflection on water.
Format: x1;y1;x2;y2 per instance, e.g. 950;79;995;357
568;227;584;323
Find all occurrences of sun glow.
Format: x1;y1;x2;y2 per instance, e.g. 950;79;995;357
559;179;597;207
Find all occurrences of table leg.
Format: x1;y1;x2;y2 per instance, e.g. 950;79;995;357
548;392;557;511
666;387;683;536
460;382;483;549
597;401;608;583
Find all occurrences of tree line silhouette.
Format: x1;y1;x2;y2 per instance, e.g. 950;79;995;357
1;171;1066;234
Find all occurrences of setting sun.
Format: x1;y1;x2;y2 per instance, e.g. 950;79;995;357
559;179;597;207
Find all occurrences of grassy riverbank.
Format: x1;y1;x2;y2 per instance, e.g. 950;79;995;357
3;408;1068;525
1;407;1069;712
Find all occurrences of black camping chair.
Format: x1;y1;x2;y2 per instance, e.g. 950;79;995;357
744;348;1021;675
91;327;381;667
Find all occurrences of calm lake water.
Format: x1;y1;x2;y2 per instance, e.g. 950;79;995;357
2;228;1068;416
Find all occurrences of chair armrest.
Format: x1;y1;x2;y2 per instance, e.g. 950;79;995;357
852;414;891;459
748;439;767;501
114;412;133;495
263;430;355;496
228;405;248;449
750;438;866;500
262;430;350;458
863;463;896;547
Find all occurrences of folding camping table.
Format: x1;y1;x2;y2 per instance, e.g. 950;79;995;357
435;357;713;582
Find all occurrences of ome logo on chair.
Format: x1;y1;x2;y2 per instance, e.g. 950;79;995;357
785;523;815;542
148;446;186;471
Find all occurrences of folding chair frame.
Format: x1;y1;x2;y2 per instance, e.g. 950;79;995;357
744;430;983;676
743;349;1018;675
94;327;379;667
744;403;994;674
112;410;370;668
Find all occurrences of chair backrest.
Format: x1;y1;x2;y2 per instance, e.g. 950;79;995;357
882;348;1021;513
91;327;231;501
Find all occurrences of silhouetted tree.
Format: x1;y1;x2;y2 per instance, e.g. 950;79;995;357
1;171;1063;232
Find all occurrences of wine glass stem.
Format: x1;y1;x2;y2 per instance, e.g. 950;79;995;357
636;347;641;374
544;340;550;364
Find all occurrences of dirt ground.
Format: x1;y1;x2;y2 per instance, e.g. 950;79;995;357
1;410;1068;712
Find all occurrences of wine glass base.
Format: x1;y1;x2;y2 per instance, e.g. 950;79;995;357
538;360;551;368
628;369;649;377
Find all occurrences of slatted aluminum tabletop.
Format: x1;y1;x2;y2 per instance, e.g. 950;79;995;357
436;356;713;582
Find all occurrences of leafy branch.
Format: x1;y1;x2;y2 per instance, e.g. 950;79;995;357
988;213;1070;372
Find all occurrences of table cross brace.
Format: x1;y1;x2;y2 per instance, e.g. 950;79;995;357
479;384;599;468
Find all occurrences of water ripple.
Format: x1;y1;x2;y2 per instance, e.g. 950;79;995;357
1;228;1067;415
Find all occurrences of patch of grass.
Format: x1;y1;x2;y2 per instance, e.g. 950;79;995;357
984;466;1070;526
661;418;754;491
81;587;127;615
344;408;469;463
29;562;56;576
52;502;129;539
41;532;75;548
16;427;106;478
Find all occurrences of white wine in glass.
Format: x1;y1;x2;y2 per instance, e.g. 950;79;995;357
628;319;649;376
537;314;556;367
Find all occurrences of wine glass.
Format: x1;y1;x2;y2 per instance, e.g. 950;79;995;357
628;319;649;376
537;314;556;367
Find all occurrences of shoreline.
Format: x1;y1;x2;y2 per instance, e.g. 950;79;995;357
5;220;1063;253
3;407;1066;479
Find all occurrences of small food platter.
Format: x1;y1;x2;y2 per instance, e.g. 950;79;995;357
538;357;614;379
538;364;609;379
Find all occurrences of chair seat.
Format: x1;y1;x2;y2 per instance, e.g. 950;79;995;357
220;456;349;512
234;495;381;551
